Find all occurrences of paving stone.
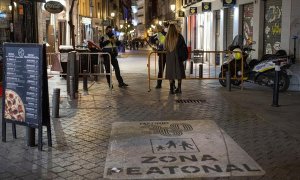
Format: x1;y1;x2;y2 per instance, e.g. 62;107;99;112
51;166;66;173
21;174;41;180
57;170;76;178
65;175;85;180
90;166;104;173
73;168;92;176
57;160;73;167
65;164;82;171
0;173;13;179
83;172;102;179
0;63;299;180
81;163;98;170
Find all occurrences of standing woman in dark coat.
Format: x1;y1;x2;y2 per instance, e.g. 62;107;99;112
165;24;187;94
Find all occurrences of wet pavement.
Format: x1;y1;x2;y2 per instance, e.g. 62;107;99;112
0;51;300;180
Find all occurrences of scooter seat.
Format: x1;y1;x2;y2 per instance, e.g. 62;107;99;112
249;59;260;69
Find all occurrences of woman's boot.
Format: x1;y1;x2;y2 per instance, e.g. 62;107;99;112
169;81;175;94
175;80;182;94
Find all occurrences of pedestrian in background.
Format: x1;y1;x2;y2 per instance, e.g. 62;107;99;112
100;26;128;88
164;24;188;94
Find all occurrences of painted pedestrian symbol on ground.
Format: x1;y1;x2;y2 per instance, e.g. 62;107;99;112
156;145;165;151
105;120;265;179
166;140;176;148
180;141;194;150
151;138;199;154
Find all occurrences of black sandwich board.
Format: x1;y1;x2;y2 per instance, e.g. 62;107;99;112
1;43;51;151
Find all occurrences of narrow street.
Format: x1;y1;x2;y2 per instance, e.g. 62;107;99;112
1;51;300;179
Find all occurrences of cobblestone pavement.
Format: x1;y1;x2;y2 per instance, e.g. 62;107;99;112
0;53;300;180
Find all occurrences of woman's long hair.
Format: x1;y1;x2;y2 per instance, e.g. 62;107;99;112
165;24;178;52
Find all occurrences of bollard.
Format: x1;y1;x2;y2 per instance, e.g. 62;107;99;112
199;64;203;78
272;62;280;107
83;70;88;95
93;65;98;81
52;88;60;118
100;57;105;73
226;71;231;91
70;76;75;100
190;61;194;74
27;127;35;147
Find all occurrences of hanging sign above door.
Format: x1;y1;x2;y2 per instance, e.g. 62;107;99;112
190;7;197;15
44;1;65;14
223;0;236;7
178;10;185;17
202;2;211;12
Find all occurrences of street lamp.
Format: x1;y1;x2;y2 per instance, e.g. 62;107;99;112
170;4;176;12
110;12;115;18
110;12;115;27
170;4;176;20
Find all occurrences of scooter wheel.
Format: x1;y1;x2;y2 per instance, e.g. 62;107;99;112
219;72;226;87
279;73;290;92
231;80;242;86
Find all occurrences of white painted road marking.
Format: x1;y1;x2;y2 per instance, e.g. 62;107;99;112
104;120;265;179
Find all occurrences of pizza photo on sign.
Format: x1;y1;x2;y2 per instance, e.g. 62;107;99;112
4;89;25;122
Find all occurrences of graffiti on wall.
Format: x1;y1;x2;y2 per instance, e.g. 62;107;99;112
264;4;282;54
243;4;253;43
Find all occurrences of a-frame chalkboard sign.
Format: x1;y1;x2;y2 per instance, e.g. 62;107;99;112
1;43;52;151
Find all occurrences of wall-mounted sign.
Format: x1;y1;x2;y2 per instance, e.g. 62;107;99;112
82;17;92;24
202;2;211;12
223;0;236;7
178;10;185;17
102;20;111;26
190;7;197;15
44;1;64;14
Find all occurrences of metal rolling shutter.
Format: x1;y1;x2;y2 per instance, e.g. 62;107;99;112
215;10;221;51
225;7;234;49
263;0;282;54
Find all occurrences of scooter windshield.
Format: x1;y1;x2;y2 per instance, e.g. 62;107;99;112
231;35;245;48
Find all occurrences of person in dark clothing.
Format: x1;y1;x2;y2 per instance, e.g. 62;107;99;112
151;26;167;89
164;24;188;94
100;26;128;88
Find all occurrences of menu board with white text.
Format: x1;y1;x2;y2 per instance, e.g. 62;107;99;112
2;43;43;126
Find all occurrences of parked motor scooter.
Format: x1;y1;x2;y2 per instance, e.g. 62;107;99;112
219;35;292;92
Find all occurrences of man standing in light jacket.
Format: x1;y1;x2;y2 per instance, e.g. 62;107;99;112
100;26;128;88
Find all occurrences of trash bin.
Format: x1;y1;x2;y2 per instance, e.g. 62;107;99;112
66;51;79;98
59;45;74;75
75;46;90;73
192;49;204;64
